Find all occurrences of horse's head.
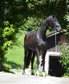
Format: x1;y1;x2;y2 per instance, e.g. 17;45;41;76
45;15;61;32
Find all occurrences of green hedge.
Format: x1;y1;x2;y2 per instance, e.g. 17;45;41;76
60;43;69;76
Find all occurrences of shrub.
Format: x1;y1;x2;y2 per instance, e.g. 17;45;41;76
3;21;15;50
60;43;69;76
0;21;15;70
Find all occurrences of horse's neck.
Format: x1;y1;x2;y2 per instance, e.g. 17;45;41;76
37;24;48;39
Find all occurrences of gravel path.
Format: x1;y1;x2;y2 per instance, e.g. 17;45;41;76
0;72;69;84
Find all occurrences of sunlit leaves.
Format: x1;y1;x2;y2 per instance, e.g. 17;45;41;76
2;21;15;50
60;43;69;76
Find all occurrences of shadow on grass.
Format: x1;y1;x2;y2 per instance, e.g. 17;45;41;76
1;61;23;74
6;61;22;69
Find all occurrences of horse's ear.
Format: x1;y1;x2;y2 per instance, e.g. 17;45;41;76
52;15;56;18
53;14;57;18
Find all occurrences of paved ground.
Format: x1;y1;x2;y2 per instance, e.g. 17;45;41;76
0;72;69;84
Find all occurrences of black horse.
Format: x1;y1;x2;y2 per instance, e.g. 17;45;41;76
23;15;61;76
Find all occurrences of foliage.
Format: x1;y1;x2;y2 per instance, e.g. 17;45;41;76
3;21;15;50
63;14;69;36
60;43;69;76
0;21;15;70
21;17;43;31
0;0;67;29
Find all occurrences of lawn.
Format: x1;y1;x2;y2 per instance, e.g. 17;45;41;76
5;31;27;72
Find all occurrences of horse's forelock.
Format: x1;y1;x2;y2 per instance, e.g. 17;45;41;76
49;15;56;20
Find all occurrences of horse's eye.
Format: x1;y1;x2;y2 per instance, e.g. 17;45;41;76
56;25;58;27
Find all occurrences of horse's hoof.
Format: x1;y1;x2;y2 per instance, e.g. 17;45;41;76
36;71;40;76
22;71;26;75
31;72;34;75
42;72;46;77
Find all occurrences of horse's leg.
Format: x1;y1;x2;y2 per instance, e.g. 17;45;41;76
22;48;28;75
26;50;35;75
36;49;42;76
42;51;46;76
31;52;35;75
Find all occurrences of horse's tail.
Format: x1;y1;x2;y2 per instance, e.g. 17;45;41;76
24;33;32;68
25;50;32;68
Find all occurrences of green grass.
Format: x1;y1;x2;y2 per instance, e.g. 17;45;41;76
5;31;27;72
5;46;24;67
